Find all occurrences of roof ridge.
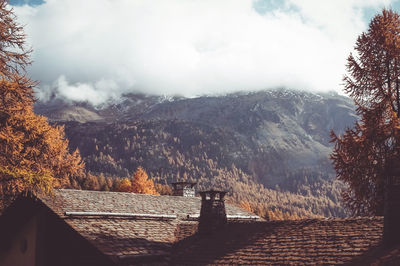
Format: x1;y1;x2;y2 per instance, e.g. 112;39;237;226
56;188;199;199
50;189;260;217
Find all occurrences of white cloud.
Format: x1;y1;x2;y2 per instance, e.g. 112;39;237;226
286;0;392;39
13;0;396;104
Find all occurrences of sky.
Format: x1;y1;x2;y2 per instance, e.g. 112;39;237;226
9;0;400;105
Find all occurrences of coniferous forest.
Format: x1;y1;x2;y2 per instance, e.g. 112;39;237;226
36;89;356;220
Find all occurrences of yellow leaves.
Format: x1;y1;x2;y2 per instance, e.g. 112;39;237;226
0;76;34;114
132;167;159;195
0;78;84;201
115;167;159;195
236;201;303;220
117;178;133;192
0;166;53;196
0;1;82;207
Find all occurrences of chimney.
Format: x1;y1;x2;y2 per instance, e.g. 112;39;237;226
384;163;400;247
198;190;227;235
171;182;196;197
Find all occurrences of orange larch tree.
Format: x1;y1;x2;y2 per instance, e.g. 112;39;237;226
116;178;133;193
131;167;158;195
0;0;84;206
331;9;400;216
114;167;158;195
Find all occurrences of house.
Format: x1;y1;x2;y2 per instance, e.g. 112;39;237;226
0;185;257;266
1;182;400;265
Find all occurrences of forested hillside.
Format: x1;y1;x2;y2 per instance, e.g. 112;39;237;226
36;89;356;218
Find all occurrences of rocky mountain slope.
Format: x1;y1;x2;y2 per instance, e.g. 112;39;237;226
35;89;357;218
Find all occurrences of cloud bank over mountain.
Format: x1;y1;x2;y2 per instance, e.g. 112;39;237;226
14;0;394;104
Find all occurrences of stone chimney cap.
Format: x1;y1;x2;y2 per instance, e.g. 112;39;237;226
199;190;227;201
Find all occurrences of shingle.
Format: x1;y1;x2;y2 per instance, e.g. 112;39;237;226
35;189;400;265
39;189;251;218
37;189;253;261
171;218;400;265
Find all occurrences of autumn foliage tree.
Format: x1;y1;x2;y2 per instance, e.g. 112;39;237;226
132;167;158;194
116;167;158;195
116;178;133;193
331;9;400;216
0;0;84;206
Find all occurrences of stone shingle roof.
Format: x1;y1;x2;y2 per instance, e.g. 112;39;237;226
171;217;400;265
33;189;400;265
37;189;254;263
39;189;251;218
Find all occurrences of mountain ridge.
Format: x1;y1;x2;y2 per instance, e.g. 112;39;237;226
35;88;356;218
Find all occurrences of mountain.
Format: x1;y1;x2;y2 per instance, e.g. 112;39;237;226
35;89;357;218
